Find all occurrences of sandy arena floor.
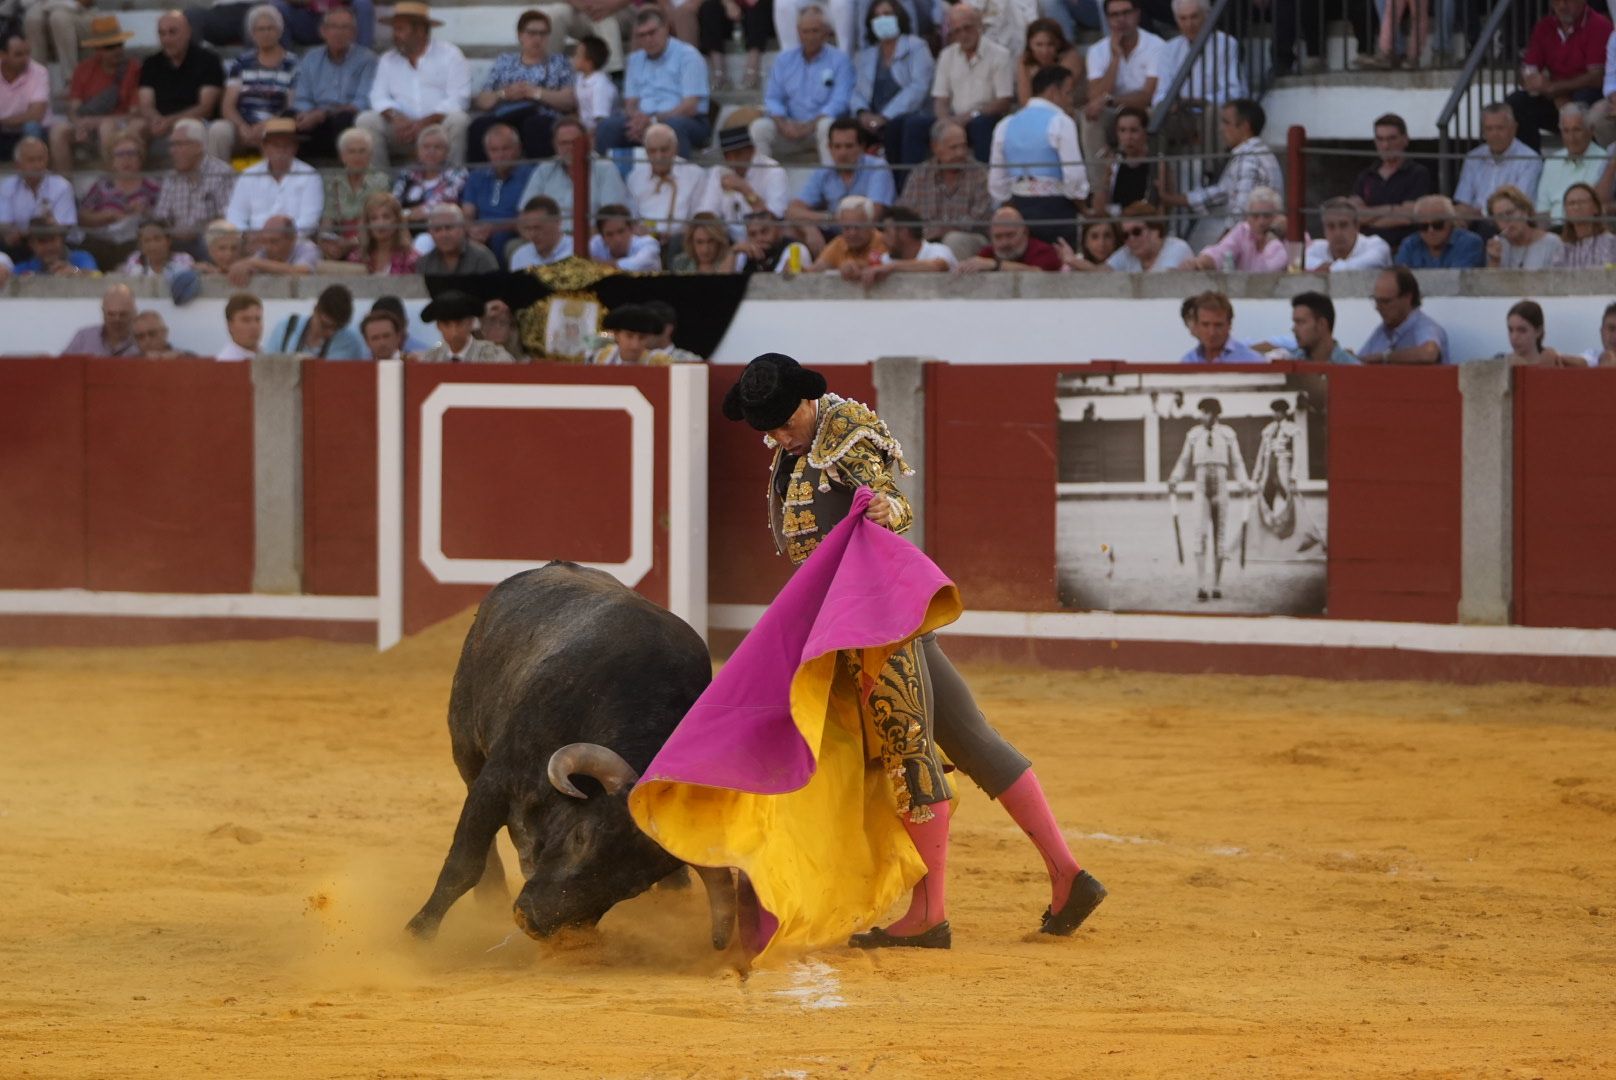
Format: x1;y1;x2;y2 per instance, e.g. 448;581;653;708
2;617;1614;1079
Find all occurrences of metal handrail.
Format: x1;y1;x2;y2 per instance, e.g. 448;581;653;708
1147;0;1233;137
1435;0;1518;191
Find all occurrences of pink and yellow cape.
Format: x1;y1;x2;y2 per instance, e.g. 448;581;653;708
628;488;961;965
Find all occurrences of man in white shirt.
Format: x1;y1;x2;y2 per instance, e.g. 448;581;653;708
224;118;323;234
1151;0;1244;148
1303;197;1392;272
355;1;471;167
700;125;790;238
508;195;574;269
855;205;956;285
217;291;263;361
1539;101;1609;223
988;65;1088;243
970;0;1039;55
588;202;662;270
0;134;75;251
898;3;1012;165
626;121;708;242
1081;0;1163;196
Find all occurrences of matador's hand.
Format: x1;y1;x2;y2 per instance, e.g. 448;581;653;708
863;492;896;527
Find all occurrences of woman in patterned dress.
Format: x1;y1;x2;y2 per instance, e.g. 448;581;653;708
467;8;576;162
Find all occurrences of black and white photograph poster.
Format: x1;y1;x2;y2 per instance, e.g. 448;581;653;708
1056;370;1330;616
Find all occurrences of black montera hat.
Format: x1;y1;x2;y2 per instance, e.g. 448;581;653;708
421;290;482;323
722;353;828;431
602;304;664;335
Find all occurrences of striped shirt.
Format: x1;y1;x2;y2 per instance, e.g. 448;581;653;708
226;50;298;125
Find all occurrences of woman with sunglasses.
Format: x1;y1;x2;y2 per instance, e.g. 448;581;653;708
1091;200;1193;272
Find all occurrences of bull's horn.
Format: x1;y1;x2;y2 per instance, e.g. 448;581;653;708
547;743;639;799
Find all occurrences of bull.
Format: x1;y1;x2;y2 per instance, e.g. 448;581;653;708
405;563;737;948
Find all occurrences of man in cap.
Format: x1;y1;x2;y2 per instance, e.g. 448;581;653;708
1167;395;1251;602
47;16;143;174
224;116;322;233
699;125;789;235
721;352;1107;948
419;289;516;363
356;0;471;167
265;282;367;358
588;304;673;365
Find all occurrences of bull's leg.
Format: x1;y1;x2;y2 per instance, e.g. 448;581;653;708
406;773;507;940
474;842;510;909
693;865;737;950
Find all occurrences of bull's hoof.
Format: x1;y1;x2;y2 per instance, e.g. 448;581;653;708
404;912;440;941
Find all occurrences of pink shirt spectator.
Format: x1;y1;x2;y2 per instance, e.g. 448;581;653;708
1194;221;1289;272
0;58;54;126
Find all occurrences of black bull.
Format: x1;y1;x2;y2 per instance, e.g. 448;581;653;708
405;563;737;948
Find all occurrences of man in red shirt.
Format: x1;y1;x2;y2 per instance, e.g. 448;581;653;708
46;17;145;174
1507;0;1611;153
956;205;1063;272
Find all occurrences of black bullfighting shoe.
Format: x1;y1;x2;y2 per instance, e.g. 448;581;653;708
849;921;952;950
1040;871;1107;936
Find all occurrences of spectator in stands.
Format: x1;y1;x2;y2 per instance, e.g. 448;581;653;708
420;288;515;362
1037;0;1100;44
218;291;263;361
988;64;1088;245
788;116;895;251
228;212;319;283
518;117;634;232
468;9;575;163
1486;184;1564;269
1080;0;1163;198
538;0;631;78
895;118;992;263
154;118;235;252
15;215;95;274
508;194;573;268
290;6;377;160
418;204;500;274
1550;180;1616;266
371;294;428;350
1502;298;1584;366
208;4;297;161
138;12;225;143
1357;0;1428;71
0;136;75;255
975;0;1038;55
318;127;386;260
264;282;367;358
808;193;885;272
1055;216;1122;270
478;298;527;361
0;32;51;163
857;203;956;284
1539;102;1608;223
1506;0;1610;154
1360;266;1449;364
1180;185;1285;271
133;310;190;357
1592;25;1616;146
1102;199;1191;271
461;122;534;263
1348;112;1433;253
47;17;144;175
225;117;321;233
628;121;708;243
79;132;160;265
589;202;662;270
698;0;769;92
1159;98;1282;247
121;217;199;280
736;209;812;272
751;6;853;165
1102;105;1156;215
771;0;854;59
360;306;407;360
23;0;90;81
357;1;471;167
1015;18;1081;108
851;0;934;167
670;211;740;271
700;126;789;235
1454;103;1543;225
571;34;616;132
1395;194;1485;269
348;190;418;273
62;283;140;355
956;204;1062;272
1289;291;1358;364
597;9;709;158
198;217;243;274
1303;197;1392;271
897;4;1012;165
1151;0;1244;140
1180;291;1263;363
393;123;467;226
1582;299;1616;365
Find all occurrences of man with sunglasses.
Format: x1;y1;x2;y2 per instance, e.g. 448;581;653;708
1359;266;1450;365
1394;193;1485;269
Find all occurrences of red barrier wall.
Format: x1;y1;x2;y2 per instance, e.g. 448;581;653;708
0;358;87;588
1515;369;1616;628
303;362;378;596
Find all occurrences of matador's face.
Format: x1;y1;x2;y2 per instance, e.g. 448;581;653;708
767;400;819;456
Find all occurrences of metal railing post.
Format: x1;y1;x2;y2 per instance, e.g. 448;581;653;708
1286;125;1307;242
572;128;593;249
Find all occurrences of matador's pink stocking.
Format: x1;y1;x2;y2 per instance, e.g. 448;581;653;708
998;770;1082;912
884;800;951;936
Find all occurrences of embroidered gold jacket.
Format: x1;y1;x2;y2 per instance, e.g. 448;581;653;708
766;394;916;565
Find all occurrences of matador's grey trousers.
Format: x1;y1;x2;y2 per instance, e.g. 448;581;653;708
919;633;1032;798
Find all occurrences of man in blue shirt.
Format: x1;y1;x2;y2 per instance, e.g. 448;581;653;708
14;218;98;275
461;121;535;265
1179;290;1266;363
1360;267;1450;365
787;117;895;250
1453;103;1543;226
290;7;377;159
748;6;853;165
1394;194;1485;269
265;283;368;359
595;8;709;157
